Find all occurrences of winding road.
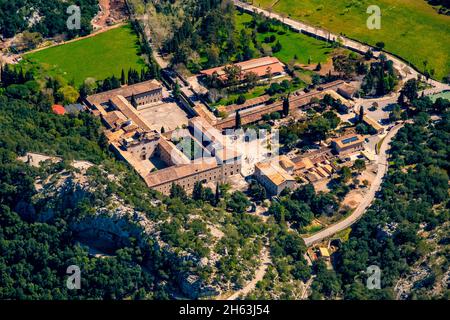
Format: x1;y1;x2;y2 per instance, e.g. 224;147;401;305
234;0;450;92
234;0;449;247
303;123;403;246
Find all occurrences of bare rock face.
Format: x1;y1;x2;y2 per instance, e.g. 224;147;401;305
180;274;220;299
71;213;144;253
24;163;221;298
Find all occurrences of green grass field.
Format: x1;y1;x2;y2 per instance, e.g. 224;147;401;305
22;24;146;86
252;0;450;80
236;12;332;65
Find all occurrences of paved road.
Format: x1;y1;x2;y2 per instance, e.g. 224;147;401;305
234;0;449;246
302;123;404;246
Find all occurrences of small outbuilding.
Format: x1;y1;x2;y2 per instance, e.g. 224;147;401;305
51;104;66;115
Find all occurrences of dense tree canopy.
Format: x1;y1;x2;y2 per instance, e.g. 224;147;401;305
0;0;98;39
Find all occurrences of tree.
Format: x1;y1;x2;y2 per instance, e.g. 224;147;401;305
281;199;314;228
131;94;138;108
173;83;181;99
56;85;79;104
236;95;246;105
364;49;374;60
214;183;221;205
170;184;186;200
227;191;251;213
389;104;402;122
353;159;366;173
401;79;419;103
248;181;267;201
120;69;126;85
315;62;322;71
193;181;204;201
244;71;259;90
311;260;342;298
397;92;406;107
312;74;321;86
340;166;352;183
358;106;365;123
223;65;242;86
375;41;385;51
235;110;241;129
282;95;290;117
206;44;220;67
271;40;282;53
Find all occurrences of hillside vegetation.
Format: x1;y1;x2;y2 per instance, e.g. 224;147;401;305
0;0;98;38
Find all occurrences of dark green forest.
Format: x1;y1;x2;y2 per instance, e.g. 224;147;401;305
0;0;98;38
313;102;450;299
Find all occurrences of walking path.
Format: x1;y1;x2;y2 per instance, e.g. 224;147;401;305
227;246;271;300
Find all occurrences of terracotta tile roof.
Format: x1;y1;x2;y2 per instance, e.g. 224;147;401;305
332;134;364;149
363;115;384;132
109;95;153;132
337;83;358;96
144;160;218;187
102;110;127;129
51;104;66;115
278;155;295;171
222;94;271;114
200;57;285;80
86;80;162;106
255;157;295;187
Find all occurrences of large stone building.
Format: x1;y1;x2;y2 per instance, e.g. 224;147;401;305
86;82;242;195
254;156;296;196
86;79;163;112
331;134;365;155
144;117;242;195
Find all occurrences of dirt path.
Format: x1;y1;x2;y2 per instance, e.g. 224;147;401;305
226;246;271;300
300;276;315;299
92;0;112;30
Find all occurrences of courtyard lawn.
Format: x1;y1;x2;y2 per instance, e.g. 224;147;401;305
236;12;332;65
253;0;450;80
22;24;146;86
211;84;269;107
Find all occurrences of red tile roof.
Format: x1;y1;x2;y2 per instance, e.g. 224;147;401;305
200;56;285;80
51;105;66;115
